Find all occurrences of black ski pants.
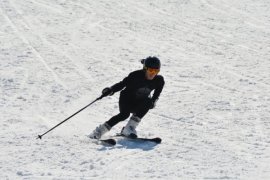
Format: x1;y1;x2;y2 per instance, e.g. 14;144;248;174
106;94;152;128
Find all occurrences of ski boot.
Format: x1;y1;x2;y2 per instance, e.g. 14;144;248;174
121;115;141;139
88;123;111;139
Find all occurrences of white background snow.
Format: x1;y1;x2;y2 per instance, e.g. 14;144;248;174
1;0;270;179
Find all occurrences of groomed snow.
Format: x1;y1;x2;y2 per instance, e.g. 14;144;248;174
1;0;269;179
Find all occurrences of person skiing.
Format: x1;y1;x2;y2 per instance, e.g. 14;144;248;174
89;56;165;139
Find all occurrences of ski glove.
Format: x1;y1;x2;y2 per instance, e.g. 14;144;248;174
102;87;114;97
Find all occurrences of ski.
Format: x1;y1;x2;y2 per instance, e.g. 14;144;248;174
87;135;116;146
88;138;116;146
115;134;162;144
134;137;162;144
89;135;161;146
99;138;116;146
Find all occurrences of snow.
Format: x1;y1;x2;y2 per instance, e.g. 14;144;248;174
1;0;270;179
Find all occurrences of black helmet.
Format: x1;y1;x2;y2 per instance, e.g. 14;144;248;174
141;56;161;69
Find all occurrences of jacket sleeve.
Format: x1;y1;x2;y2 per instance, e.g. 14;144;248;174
152;76;165;102
110;74;130;93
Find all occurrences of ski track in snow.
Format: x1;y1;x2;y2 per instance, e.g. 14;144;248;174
1;0;270;179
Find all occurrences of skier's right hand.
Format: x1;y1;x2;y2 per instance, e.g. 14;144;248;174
102;87;114;97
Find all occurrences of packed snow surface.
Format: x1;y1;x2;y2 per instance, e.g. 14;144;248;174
1;0;270;179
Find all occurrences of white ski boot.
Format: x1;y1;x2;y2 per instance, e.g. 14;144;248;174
88;123;111;139
121;115;141;138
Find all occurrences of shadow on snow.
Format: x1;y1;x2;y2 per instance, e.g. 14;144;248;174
98;138;159;151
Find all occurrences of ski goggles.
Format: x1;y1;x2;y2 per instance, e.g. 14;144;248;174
146;67;160;74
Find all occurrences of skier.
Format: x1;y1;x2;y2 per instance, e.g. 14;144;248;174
89;56;165;139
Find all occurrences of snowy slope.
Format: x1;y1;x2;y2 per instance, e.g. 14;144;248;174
1;0;270;179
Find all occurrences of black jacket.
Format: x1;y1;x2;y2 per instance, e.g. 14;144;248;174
111;69;165;102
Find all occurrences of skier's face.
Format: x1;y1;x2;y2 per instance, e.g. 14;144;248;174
145;68;160;80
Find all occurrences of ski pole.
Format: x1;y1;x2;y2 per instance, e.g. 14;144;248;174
37;94;105;140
